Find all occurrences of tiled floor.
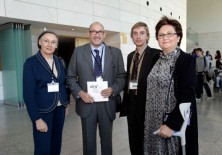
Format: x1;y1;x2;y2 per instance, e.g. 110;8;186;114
0;89;222;155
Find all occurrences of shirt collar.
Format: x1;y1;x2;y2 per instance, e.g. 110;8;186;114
90;43;105;53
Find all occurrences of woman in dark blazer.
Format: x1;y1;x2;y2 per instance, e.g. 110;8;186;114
144;16;198;155
23;30;68;155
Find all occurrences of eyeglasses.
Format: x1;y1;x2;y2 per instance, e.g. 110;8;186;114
41;39;57;47
157;32;177;39
89;30;105;35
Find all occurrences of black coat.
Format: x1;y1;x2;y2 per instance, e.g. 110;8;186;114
165;50;198;155
120;46;160;117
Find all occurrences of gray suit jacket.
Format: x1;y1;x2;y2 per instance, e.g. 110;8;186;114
67;43;126;120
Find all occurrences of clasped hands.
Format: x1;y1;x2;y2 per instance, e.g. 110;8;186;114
79;87;113;104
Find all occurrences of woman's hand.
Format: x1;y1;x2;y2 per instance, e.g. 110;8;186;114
159;124;174;138
35;119;48;132
65;104;69;115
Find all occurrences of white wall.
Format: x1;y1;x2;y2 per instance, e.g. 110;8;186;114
197;32;222;67
187;0;222;67
0;0;5;16
1;0;187;51
188;0;222;33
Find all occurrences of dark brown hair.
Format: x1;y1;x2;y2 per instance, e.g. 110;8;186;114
155;16;183;46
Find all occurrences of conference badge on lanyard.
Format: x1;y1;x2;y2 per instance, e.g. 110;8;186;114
129;80;138;89
47;60;59;92
47;81;59;92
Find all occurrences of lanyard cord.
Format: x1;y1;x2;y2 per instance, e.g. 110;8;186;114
131;50;146;77
51;60;55;81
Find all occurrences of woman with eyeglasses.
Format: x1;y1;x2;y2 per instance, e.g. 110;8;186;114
144;16;198;154
23;30;69;155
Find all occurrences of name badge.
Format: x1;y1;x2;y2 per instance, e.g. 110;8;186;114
96;76;103;82
47;82;59;92
129;80;138;89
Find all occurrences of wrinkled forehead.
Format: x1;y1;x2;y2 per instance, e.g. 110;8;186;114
41;33;58;40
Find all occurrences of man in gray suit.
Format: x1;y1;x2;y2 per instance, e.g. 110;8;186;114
67;22;126;155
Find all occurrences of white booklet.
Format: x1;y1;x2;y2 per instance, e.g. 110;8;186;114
87;81;109;102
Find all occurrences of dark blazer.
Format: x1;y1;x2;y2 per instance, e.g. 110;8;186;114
164;50;198;155
121;46;160;116
23;51;68;122
67;43;126;120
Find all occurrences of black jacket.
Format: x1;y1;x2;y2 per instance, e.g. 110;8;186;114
121;46;160;117
166;50;198;155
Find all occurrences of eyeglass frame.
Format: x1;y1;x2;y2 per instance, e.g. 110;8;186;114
41;39;58;47
157;32;177;39
89;30;105;35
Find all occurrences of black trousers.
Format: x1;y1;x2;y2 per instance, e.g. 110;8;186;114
127;95;144;155
33;106;65;155
196;73;212;98
196;73;204;98
203;82;212;97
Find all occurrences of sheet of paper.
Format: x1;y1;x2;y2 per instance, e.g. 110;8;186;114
87;81;109;102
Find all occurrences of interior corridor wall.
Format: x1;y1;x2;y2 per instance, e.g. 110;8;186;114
197;32;222;68
187;0;222;66
1;0;187;53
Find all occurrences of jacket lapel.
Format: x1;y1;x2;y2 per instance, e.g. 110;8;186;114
103;45;112;79
83;44;94;73
53;56;60;78
36;51;52;74
138;46;152;82
36;51;62;79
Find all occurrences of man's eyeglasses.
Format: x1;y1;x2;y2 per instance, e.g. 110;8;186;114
158;32;177;39
41;39;57;47
89;30;105;35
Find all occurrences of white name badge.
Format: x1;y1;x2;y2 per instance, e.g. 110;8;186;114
96;76;103;82
47;82;59;92
129;80;138;89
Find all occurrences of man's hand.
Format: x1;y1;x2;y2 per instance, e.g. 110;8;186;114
101;87;113;97
78;90;94;103
65;105;69;115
